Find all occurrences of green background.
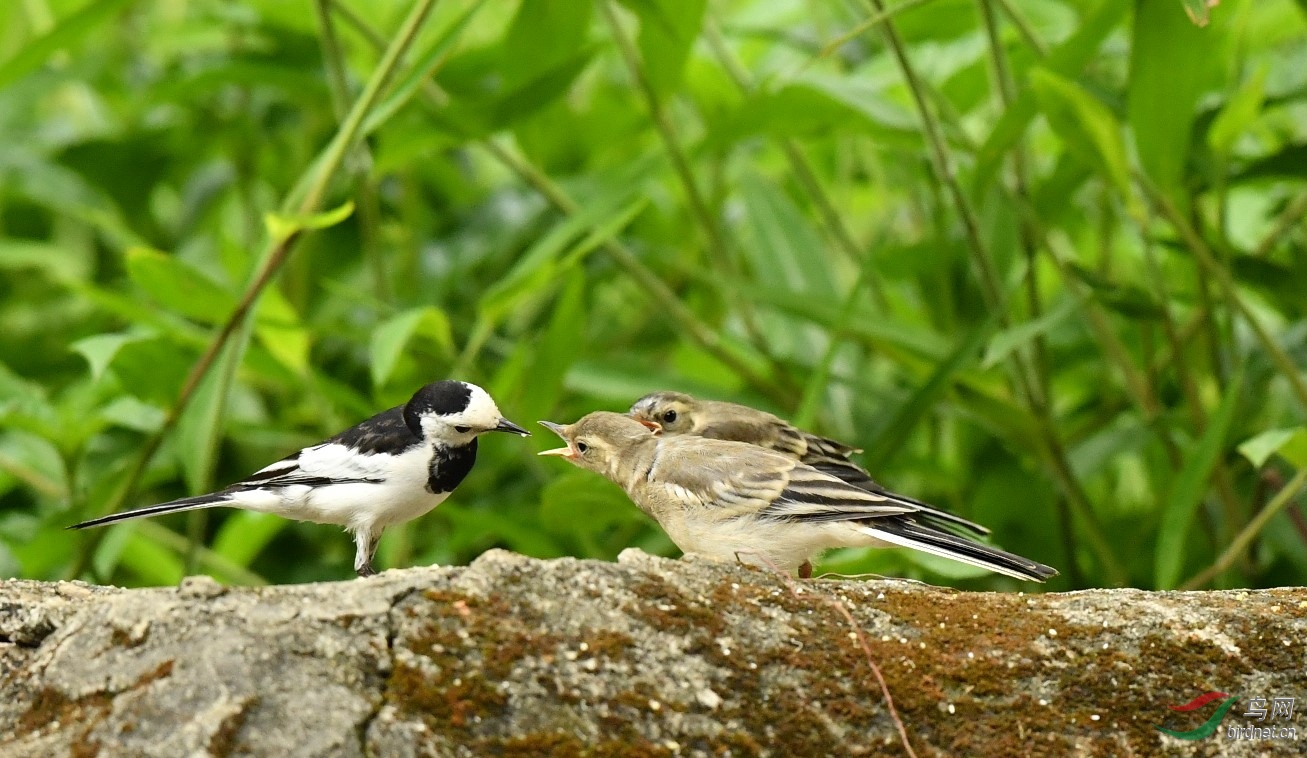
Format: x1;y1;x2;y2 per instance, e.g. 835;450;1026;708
1;0;1305;591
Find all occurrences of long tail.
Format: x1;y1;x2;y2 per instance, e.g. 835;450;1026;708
857;517;1058;582
68;493;232;530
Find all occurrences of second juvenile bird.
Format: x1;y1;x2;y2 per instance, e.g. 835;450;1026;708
629;390;991;539
539;411;1056;582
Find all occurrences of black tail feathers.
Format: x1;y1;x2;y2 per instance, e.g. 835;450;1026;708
68;494;230;530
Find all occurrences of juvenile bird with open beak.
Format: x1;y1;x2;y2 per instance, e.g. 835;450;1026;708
629;390;991;541
539;411;1056;582
72;380;529;577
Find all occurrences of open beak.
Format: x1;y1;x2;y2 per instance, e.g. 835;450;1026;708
536;420;576;458
493;418;531;436
634;418;662;434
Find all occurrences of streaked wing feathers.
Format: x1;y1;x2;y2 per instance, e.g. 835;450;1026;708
652;438;791;517
800;432;861;461
760;466;916;522
807;461;991;537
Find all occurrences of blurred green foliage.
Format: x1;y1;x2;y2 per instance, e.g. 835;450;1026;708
1;0;1305;591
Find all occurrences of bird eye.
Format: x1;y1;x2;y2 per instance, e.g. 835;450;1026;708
576;441;589;453
455;425;471;433
662;410;677;423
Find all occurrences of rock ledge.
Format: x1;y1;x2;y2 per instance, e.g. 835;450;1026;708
2;550;1304;756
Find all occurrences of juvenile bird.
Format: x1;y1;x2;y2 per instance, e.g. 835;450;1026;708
629;390;990;540
539;412;1056;582
71;380;529;577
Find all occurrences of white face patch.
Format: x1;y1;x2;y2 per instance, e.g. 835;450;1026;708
418;382;504;442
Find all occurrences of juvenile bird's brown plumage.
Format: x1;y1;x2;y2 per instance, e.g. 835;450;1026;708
629;390;858;463
628;391;990;538
540;412;1057;582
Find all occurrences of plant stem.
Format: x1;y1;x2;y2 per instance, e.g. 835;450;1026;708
1253;191;1307;258
599;1;729;277
1179;466;1307;590
315;0;390;302
329;3;795;406
66;0;440;580
802;0;939;75
1141;177;1307;410
864;0;1126;585
600;1;785;371
482;138;793;404
991;0;1048;57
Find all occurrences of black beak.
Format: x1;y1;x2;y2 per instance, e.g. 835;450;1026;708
493;418;531;437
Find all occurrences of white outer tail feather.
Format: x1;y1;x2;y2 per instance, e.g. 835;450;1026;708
854;524;1045;582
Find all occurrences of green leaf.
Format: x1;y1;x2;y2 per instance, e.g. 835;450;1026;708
864;314;996;470
110;337;194;405
440;45;597;136
1064;263;1166;319
97;396;165;433
1154;372;1244;589
617;0;706;94
370;307;454;388
516;272;588;425
711;78;916;146
731;282;949;359
1029;68;1135;208
538;470;647;541
115;531;186;586
1238;428;1307;469
174;328;247;495
1208;67;1267;156
974;0;1130;188
263;200;354;244
981;297;1084;370
0;363;60;440
501;0;592;90
0;239;91;281
479;195;645;322
739;174;839;296
0;0;135;89
125;247;237;324
212;511;287;567
71;332;146;381
254;287;310;375
361;0;489;136
1128;0;1217;203
490;48;596;126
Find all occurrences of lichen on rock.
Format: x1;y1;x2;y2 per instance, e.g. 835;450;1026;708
1;550;1304;756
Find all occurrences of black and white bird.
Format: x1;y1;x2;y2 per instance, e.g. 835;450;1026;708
70;380;529;577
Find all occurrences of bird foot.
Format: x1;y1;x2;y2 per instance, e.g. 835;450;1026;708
355;564;377;578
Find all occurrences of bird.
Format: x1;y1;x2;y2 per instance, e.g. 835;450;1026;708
539;411;1056;582
628;391;992;553
70;380;529;577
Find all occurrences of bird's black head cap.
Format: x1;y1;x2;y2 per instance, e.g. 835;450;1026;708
403;380;472;436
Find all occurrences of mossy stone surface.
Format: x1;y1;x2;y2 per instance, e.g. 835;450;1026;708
2;550;1304;756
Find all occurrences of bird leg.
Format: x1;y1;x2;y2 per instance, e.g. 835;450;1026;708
798;560;813;579
353;529;380;577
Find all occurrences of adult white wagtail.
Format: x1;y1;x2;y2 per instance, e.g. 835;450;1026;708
71;380;529;577
539;412;1056;582
628;390;991;539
